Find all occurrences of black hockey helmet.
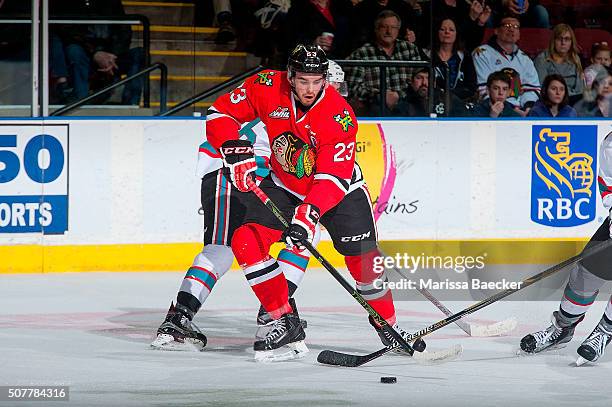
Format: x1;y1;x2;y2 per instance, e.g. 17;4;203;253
287;44;329;78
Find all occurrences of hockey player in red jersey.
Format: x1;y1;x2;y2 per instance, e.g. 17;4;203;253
206;44;424;361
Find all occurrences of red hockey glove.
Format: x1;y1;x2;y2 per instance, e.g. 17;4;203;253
285;203;320;251
220;139;257;192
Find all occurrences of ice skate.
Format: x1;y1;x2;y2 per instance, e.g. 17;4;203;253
369;316;426;354
253;312;308;362
151;302;207;351
576;323;612;366
255;298;307;340
520;311;577;354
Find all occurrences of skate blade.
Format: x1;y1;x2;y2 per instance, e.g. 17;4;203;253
150;334;206;352
254;341;309;363
517;342;569;356
412;344;463;364
469;317;518;337
576;356;590;366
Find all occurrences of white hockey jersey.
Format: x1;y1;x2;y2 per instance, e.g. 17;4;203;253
598;132;612;210
197;118;271;179
472;38;541;108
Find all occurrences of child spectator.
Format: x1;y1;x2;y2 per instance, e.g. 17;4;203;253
534;24;584;104
584;43;611;89
575;66;612;117
528;74;577;117
471;70;521;117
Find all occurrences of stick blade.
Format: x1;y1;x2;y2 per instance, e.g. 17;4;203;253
468;317;518;337
317;350;365;367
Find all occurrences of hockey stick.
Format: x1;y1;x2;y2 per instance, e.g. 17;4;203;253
245;178;415;355
317;238;612;367
385;257;517;337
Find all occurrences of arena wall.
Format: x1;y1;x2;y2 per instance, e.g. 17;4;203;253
1;117;611;273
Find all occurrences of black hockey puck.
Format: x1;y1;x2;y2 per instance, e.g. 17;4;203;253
413;338;426;352
380;376;397;384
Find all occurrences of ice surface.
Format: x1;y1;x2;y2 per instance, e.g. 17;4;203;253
1;269;612;407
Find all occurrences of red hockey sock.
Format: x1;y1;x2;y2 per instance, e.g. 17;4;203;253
345;249;396;325
232;223;290;319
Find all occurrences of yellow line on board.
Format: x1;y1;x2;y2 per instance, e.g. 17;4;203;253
123;1;194;7
150;75;231;81
150;50;247;57
0;239;590;274
132;25;218;34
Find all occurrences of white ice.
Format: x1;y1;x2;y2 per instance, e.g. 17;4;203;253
2;268;612;407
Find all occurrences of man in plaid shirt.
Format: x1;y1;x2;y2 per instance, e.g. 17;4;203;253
346;10;422;115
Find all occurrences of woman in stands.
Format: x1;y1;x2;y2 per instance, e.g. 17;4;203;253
528;74;577;117
534;24;584;104
431;17;477;101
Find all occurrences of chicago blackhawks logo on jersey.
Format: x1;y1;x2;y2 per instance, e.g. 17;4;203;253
254;71;275;86
334;109;354;132
271;132;316;179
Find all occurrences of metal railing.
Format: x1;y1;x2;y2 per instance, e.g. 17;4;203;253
50;62;167;116
334;59;433;116
160;65;264;116
0;14;151;109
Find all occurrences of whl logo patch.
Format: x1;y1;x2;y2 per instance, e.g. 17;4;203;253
531;125;597;227
269;106;290;119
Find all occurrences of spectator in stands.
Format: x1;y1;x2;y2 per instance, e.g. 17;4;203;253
49;0;144;105
431;17;477;101
284;0;354;59
534;24;584;105
431;0;491;52
396;67;468;116
346;10;422;116
472;15;540;116
584;43;611;89
590;42;611;68
352;0;419;51
471;70;520;117
396;67;429;116
528;74;577;117
488;0;549;29
575;66;612;117
212;0;236;44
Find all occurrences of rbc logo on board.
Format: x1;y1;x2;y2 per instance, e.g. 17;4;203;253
531;125;597;227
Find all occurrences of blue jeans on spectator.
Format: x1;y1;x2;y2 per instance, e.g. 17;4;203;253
64;43;144;105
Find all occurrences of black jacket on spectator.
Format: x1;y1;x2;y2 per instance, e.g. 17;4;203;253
470;99;520;117
396;87;468;117
284;0;354;59
352;0;419;50
50;0;132;57
432;50;477;100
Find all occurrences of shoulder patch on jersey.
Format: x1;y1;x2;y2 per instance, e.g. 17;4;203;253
473;47;486;56
333;109;355;132
271;132;316;179
254;71;276;86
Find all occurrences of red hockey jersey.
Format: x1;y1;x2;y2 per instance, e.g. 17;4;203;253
206;70;359;215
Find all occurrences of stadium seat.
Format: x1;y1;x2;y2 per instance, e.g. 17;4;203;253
574;28;612;60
